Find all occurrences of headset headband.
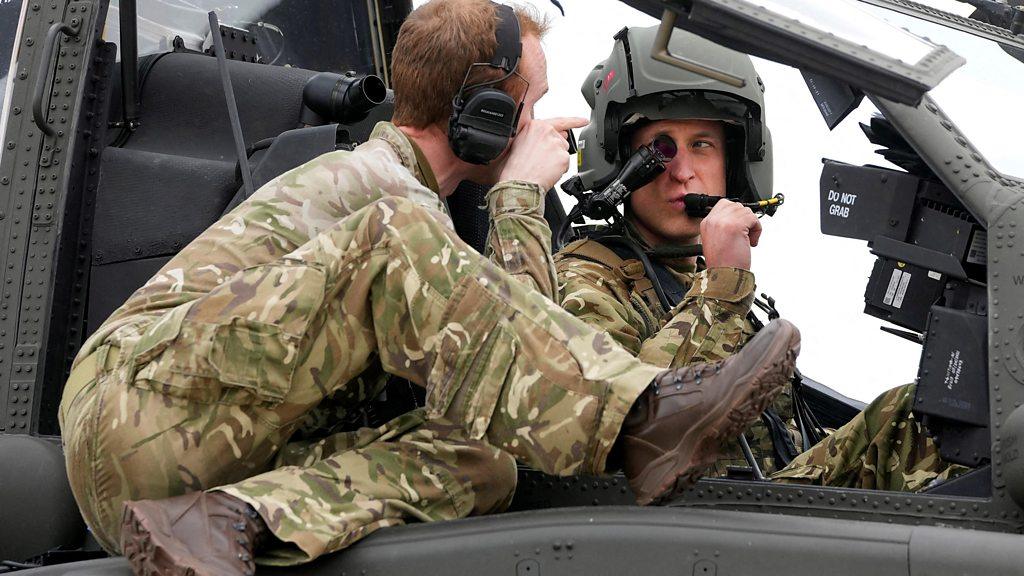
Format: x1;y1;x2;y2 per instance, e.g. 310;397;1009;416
490;3;521;73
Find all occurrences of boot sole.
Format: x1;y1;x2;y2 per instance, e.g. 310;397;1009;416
636;322;801;505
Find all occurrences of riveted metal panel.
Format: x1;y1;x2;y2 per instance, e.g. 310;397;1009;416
0;0;61;433
873;93;1024;529
0;0;107;433
672;478;1015;531
36;37;113;435
12;507;1024;574
858;0;1024;51
621;0;965;105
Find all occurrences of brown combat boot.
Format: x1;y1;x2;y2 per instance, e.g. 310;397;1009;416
621;319;800;505
121;491;267;576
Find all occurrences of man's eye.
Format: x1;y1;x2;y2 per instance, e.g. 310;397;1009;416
692;140;714;149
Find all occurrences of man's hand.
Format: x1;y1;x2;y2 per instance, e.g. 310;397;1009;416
699;199;761;270
499;117;588;191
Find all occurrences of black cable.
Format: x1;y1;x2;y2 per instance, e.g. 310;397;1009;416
795;373;826;439
793;387;814;453
791;371;826;450
556;204;583;250
597;235;672;311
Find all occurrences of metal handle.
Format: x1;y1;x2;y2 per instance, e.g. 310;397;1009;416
32;21;80;137
651;9;746;88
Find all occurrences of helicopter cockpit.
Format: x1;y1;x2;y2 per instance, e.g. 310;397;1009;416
3;0;1024;573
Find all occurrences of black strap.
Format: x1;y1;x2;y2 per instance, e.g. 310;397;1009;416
649;259;688;308
593;235;688;310
761;407;800;467
588;234;672;312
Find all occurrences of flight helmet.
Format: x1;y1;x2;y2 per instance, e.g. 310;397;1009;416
576;25;773;203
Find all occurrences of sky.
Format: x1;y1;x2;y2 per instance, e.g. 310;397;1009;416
415;0;1018;402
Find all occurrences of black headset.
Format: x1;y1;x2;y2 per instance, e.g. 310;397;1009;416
448;2;526;165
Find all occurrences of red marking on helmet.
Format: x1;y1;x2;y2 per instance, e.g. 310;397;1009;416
604;69;616;90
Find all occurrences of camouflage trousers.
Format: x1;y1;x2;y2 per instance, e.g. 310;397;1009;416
59;196;661;564
770;383;968;491
709;390;799;477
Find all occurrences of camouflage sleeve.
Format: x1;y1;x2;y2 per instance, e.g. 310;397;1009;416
639;267;756;369
484;181;558;300
554;257;645;356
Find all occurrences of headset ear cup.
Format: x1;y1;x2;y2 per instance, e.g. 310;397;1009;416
446;2;523;165
448;98;468;159
448;87;518;165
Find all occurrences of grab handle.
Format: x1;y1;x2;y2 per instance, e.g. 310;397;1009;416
32;21;81;137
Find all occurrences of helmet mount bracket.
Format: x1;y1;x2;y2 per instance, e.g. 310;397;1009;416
652;10;746;88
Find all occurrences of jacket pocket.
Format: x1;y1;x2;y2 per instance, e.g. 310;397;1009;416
426;276;510;439
454;317;517;439
131;261;327;405
208;320;301;404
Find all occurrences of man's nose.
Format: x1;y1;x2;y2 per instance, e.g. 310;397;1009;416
666;152;696;183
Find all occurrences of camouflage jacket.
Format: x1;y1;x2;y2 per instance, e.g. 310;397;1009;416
554;225;798;475
75;122;556;434
555;225;756;367
80;122;555;357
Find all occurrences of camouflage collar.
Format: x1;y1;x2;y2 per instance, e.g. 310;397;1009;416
369;122;440;195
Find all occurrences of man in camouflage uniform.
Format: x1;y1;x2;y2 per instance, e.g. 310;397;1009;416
58;2;799;574
772;384;967;490
557;25;967;486
557;222;794;477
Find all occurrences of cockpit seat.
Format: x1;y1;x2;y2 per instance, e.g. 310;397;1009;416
0;435;85;563
447;181;567;255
